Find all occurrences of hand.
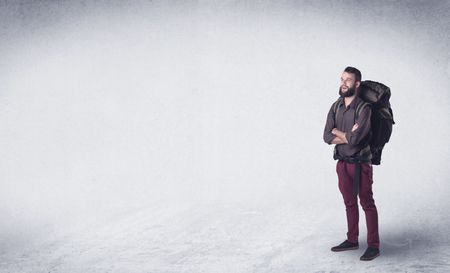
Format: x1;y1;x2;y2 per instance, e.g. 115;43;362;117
332;128;338;135
351;123;359;132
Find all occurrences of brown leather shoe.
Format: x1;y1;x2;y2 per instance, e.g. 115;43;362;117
331;240;359;252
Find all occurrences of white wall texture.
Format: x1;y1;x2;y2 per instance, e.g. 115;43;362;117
1;1;449;272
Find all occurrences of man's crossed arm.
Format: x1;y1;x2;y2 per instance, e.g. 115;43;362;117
331;124;359;145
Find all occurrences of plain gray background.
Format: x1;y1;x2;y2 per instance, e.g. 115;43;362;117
1;1;450;272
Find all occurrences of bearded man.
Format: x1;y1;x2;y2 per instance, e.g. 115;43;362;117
323;66;380;261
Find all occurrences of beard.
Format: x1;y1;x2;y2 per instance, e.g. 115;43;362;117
339;85;356;98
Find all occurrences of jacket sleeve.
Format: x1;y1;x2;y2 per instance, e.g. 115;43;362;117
323;105;336;145
345;105;371;146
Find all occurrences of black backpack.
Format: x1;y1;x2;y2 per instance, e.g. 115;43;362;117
333;80;395;165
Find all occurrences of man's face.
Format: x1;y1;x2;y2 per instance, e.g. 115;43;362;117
339;72;359;98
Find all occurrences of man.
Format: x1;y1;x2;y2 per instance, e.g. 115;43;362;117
323;66;380;261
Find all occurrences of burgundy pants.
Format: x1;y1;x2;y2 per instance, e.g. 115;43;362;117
336;160;380;248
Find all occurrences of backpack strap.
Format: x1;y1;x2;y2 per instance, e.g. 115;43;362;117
332;98;343;161
332;97;343;123
355;101;370;120
355;101;372;161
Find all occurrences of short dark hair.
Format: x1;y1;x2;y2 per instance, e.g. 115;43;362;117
344;66;362;82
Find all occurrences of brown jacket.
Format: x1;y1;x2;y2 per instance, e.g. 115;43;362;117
323;96;372;158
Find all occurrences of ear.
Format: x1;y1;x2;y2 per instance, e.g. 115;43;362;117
355;81;361;89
